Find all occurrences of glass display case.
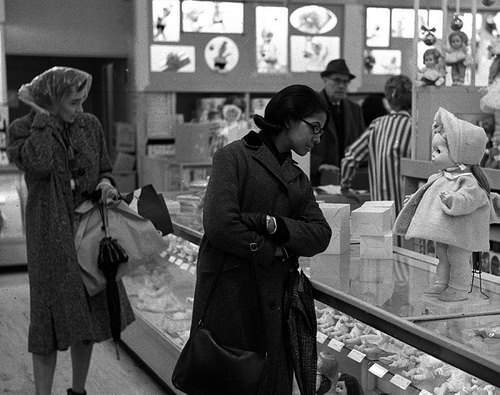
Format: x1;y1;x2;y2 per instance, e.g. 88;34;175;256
120;198;500;394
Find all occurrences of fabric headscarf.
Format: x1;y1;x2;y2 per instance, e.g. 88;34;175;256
18;66;92;115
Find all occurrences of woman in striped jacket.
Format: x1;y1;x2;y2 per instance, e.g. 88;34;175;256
340;75;412;215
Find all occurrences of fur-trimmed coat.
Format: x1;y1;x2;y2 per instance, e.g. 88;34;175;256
191;131;331;394
7;111;134;354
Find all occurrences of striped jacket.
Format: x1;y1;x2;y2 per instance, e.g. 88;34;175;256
340;111;412;214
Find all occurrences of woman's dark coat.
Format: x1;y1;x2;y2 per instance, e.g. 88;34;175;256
191;131;331;394
7;112;134;354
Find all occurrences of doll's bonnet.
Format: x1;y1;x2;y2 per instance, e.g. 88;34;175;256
435;107;487;165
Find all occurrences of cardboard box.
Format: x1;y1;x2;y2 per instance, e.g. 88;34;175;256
362;200;395;225
115;122;136;152
319;203;350;253
174;122;220;163
351;206;393;236
359;233;393;259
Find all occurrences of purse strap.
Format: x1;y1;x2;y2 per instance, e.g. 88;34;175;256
196;242;266;350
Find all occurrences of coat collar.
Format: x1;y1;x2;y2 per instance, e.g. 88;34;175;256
242;131;302;187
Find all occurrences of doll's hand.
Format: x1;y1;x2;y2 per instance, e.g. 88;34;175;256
439;191;452;208
403;194;412;205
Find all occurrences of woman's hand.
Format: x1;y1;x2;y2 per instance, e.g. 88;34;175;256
96;178;119;203
439;190;452;208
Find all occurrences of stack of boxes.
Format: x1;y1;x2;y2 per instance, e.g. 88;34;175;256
351;201;395;259
319;202;351;254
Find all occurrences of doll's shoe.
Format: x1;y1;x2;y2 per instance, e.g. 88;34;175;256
423;283;448;295
437;287;468;302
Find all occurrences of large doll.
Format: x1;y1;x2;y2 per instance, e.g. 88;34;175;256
445;30;473;85
394;107;492;302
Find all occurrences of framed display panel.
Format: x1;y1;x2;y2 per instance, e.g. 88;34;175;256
146;1;344;93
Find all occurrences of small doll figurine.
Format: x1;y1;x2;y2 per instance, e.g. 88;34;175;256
394;107;493;302
316;351;338;395
417;48;445;87
480;40;500;146
445;30;473;85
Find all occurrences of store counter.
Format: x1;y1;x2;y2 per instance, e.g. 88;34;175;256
120;208;500;394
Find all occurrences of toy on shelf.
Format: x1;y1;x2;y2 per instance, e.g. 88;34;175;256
445;30;473;86
417;48;446;87
434;366;476;395
402;353;444;381
394;107;497;302
338;321;372;346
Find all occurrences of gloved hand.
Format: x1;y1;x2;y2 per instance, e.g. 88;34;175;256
96;178;119;203
240;212;267;234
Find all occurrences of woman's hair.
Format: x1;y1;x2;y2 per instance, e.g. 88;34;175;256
338;373;364;395
361;94;388;125
384;74;412;112
423;48;442;63
253;84;329;134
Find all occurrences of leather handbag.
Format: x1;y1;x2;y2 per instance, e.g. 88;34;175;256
172;243;269;394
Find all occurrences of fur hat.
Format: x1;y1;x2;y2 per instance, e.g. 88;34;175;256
435;107;487;165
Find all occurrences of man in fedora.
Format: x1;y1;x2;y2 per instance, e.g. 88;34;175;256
310;59;365;186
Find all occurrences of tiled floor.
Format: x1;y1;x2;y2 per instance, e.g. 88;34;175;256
0;270;170;395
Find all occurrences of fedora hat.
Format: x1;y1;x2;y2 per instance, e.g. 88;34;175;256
321;59;356;79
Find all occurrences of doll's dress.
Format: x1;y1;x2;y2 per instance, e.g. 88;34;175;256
445;49;467;64
480;78;500;113
418;68;444;85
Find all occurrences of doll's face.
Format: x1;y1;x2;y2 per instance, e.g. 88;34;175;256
431;133;455;169
450;34;464;49
335;381;348;395
424;54;437;68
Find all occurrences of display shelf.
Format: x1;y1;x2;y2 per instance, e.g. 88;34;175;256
120;207;500;393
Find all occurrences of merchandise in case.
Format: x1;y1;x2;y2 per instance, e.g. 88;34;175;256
120;199;500;394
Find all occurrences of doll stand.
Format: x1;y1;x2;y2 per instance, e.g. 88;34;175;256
469;251;489;299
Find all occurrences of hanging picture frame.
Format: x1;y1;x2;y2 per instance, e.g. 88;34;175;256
150;44;196;73
204;36;239;73
255;6;288;74
152;0;180;42
182;1;244;34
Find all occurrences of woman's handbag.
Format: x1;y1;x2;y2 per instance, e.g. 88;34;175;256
171;243;269;394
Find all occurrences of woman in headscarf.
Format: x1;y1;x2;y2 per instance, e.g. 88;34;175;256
7;66;134;395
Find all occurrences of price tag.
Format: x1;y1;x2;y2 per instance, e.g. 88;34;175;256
189;266;196;275
368;363;388;378
347;349;366;363
168;255;176;263
390;374;411;390
180;263;190;271
419;390;433;395
175;258;183;266
316;331;328;344
160;250;168;258
327;338;344;352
